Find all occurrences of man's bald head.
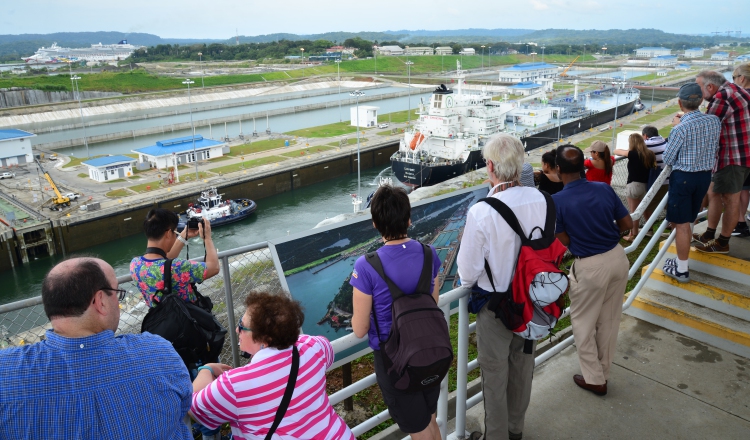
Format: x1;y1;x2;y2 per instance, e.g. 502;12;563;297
42;257;115;320
556;144;584;175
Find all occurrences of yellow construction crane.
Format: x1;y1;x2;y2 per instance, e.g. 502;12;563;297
559;56;581;77
35;158;70;210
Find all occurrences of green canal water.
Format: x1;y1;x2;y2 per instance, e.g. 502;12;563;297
1;166;396;305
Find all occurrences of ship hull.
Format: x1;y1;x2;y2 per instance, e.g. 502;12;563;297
391;98;637;187
177;199;257;231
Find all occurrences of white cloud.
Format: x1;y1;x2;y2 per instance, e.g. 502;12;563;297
530;0;550;10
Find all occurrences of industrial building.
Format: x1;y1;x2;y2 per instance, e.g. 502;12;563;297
82;155;136;183
0;129;35;167
636;47;672;57
498;62;558;83
508;82;544;96
684;48;704;58
711;51;729;60
649;55;678;67
459;48;476;55
377;46;404;56
132;135;228;170
350;105;379;128
405;47;434;56
435;47;453;55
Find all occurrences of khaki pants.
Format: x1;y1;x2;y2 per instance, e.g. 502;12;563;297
477;303;536;437
569;245;629;385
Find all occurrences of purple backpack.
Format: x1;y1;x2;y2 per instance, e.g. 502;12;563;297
366;242;453;392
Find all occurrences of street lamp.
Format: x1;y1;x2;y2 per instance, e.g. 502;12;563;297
488;46;492;70
481;45;485;70
197;52;204;88
182;79;199;180
406;60;414;125
335;59;342;122
541;45;545;63
70;75;90;158
349;90;365;211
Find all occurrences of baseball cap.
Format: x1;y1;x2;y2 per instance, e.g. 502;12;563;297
677;83;702;101
590;140;609;152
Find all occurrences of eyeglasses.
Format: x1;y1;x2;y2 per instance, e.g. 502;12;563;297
237;321;252;333
100;287;127;301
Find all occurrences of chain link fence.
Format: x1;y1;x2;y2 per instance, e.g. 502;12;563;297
0;242;283;367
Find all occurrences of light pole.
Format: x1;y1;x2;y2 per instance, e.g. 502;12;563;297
335;59;342;122
610;81;622;147
488;46;492;70
182;79;199;180
541;45;545;63
300;48;304;75
481;45;485;70
406;60;414;125
349;90;365;211
197;52;204;88
70;75;89;158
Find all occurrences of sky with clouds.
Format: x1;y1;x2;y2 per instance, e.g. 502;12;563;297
3;0;749;39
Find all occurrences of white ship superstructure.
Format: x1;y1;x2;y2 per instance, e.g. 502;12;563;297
24;40;142;64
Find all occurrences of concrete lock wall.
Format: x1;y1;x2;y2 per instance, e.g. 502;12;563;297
0;89;121;109
49;142;398;255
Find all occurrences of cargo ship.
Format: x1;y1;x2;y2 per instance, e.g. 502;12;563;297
390;64;639;187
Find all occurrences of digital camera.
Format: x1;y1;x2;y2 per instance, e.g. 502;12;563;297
187;217;204;230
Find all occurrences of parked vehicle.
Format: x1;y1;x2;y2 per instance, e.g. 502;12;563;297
0;172;15;180
378;123;389;129
64;192;81;201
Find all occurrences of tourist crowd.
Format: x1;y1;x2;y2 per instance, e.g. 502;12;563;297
0;68;748;440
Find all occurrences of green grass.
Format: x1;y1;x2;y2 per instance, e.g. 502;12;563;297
229;139;296;156
209;155;288;174
77;173;88;178
63;155;104;168
286;121;360;138
378;109;417;124
280;146;336;158
130;180;162;193
105;189;131;198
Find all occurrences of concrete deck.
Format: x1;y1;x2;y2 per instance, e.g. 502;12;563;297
457;315;750;439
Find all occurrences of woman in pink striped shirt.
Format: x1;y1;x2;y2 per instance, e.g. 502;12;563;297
190;292;354;440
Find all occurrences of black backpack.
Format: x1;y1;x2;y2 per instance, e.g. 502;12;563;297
366;242;453;392
140;250;227;367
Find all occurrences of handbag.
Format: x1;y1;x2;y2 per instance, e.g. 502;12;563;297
140;247;227;365
264;346;299;440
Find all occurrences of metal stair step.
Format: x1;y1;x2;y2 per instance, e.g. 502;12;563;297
659;242;750;287
624;287;750;359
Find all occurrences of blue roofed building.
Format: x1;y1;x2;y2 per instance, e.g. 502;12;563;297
498;62;558;83
0;128;36;167
636;47;671;57
684;48;704;58
508;82;544;96
711;51;729;60
736;54;750;62
649;55;678;67
82;155;137;182
132;135;228;170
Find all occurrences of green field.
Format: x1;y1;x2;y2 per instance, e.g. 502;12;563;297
286;121;360;138
229;139;296;156
209;155;289;174
280;146;336;158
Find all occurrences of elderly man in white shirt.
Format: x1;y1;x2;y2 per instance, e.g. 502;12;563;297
457;133;548;440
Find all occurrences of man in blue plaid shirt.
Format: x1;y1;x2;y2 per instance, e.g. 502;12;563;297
0;257;193;439
662;83;721;282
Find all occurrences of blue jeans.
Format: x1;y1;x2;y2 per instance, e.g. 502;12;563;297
190;363;221;438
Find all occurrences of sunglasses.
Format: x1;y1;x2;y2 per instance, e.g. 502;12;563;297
237;321;252;333
100;287;127;301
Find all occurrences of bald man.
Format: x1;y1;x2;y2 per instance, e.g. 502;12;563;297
0;257;193;440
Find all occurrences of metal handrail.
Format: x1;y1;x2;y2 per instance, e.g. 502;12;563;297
0;165;677;439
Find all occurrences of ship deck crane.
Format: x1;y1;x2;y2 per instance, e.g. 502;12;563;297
35;158;70;210
559;56;581;77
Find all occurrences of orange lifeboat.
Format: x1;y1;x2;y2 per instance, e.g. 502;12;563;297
409;132;424;150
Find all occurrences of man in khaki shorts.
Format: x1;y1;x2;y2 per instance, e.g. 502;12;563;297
693;71;750;253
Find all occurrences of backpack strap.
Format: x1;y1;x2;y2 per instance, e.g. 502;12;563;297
151;258;173;304
365;242;433;342
479;191;557;250
145;247;168;259
264;345;299;440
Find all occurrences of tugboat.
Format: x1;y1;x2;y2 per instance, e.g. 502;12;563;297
177;187;257;231
390;62;639;187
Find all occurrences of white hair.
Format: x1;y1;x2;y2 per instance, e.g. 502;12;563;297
482;133;524;182
697;70;727;88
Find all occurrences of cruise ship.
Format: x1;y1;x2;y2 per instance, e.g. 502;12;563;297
390;63;639;187
23;41;142;64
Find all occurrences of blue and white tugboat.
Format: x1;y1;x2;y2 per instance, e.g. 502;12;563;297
177;187;257;231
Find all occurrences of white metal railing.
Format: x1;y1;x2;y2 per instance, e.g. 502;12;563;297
0;165;677;439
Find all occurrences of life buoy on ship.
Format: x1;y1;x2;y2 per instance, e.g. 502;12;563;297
410;132;425;150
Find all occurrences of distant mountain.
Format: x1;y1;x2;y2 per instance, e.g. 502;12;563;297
231;32;408;44
517;28;745;45
384;28;535;38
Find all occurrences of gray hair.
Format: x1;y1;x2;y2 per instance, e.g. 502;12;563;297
734;63;750;84
482;133;524;182
680;94;703;111
697;70;727;88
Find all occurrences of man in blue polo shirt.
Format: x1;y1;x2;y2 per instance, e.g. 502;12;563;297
0;257;192;439
552;145;632;397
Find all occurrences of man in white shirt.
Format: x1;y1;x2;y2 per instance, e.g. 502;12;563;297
457;133;548;440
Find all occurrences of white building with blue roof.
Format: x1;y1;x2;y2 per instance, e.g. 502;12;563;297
684;48;704;58
132;135;227;170
649;55;678;67
636;47;671;57
0;129;36;167
508;82;545;96
82;155;137;182
711;51;729;60
737;54;750;62
498;62;558;83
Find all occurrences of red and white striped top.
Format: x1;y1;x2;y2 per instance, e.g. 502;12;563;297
191;335;354;440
